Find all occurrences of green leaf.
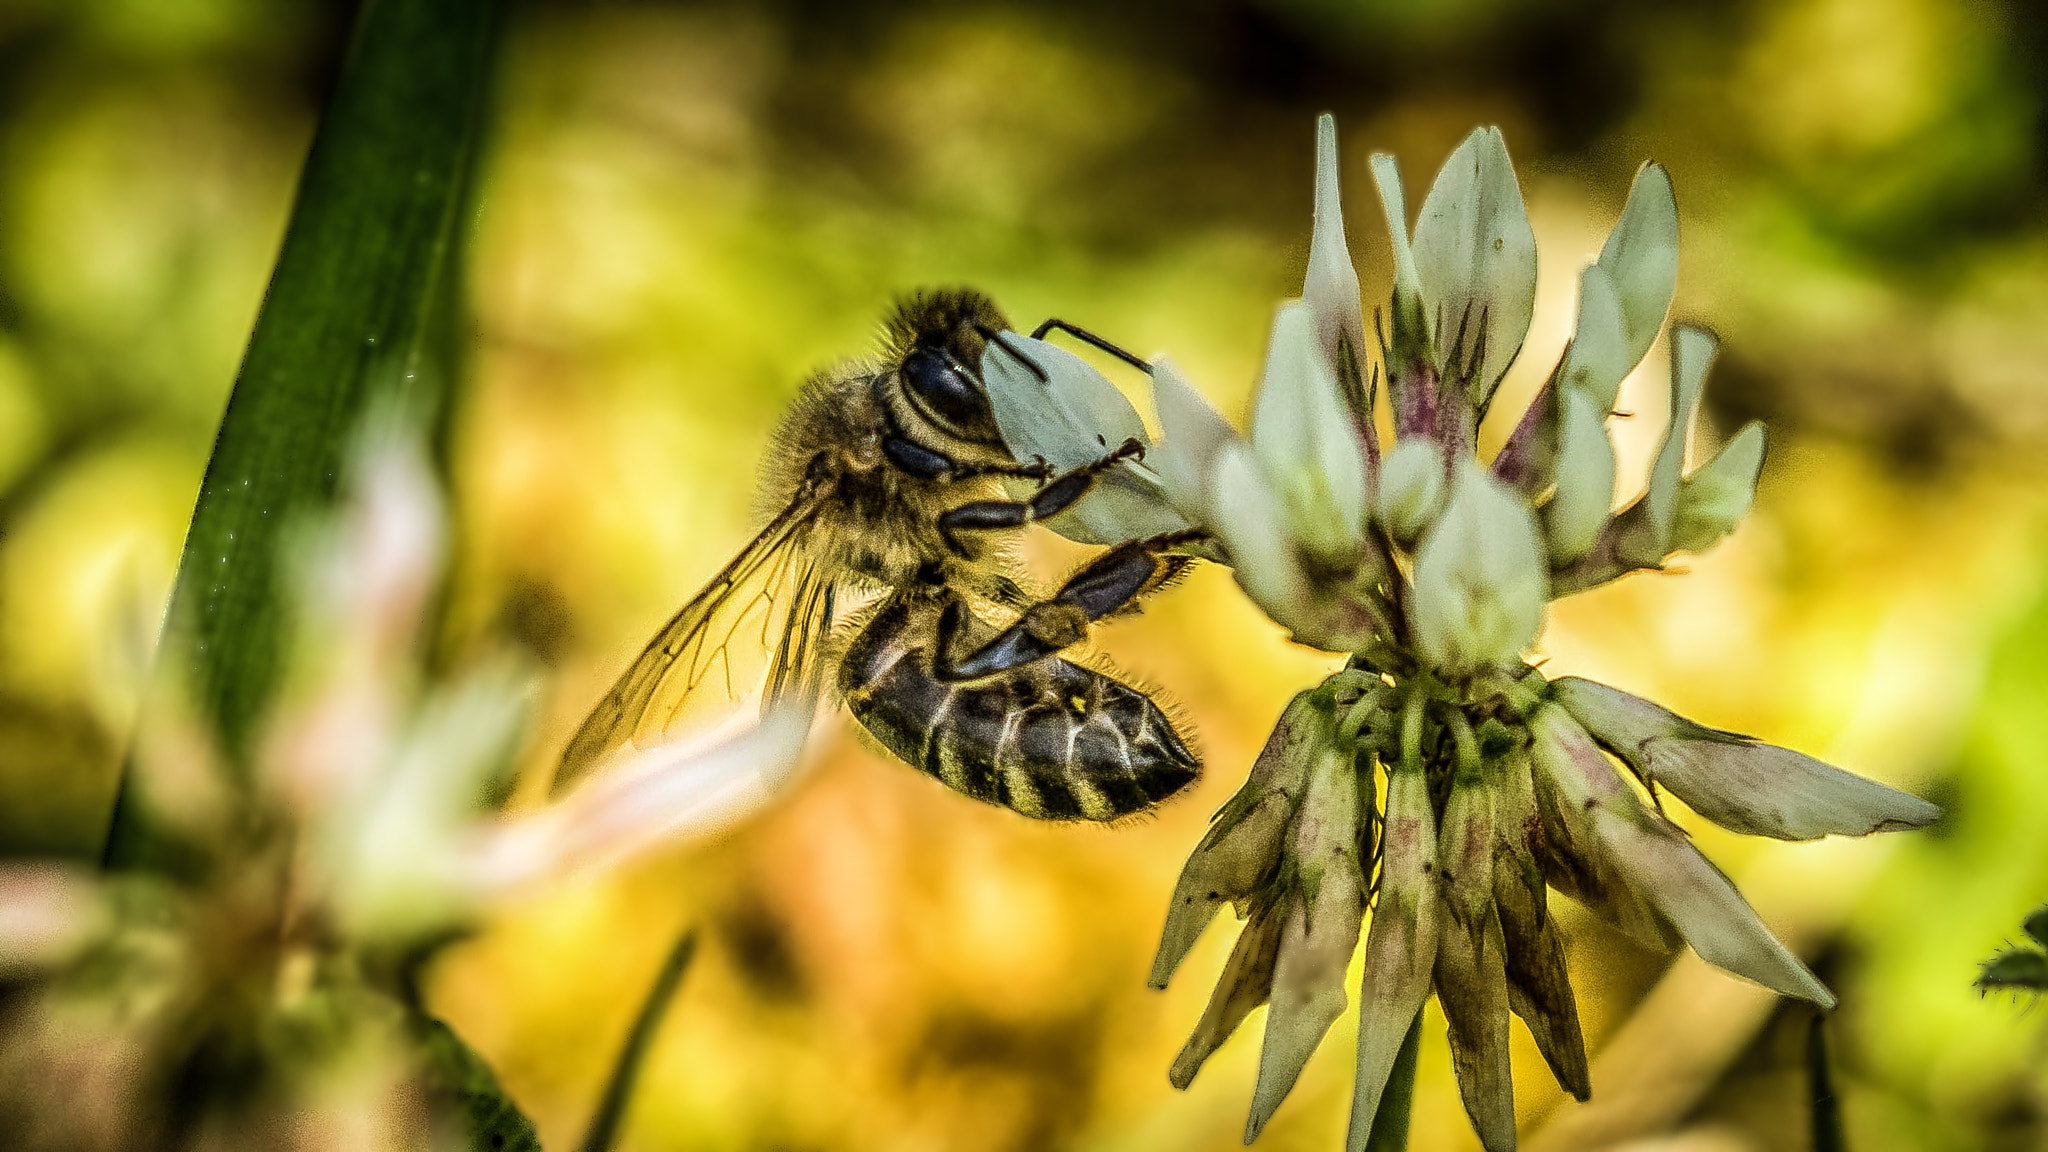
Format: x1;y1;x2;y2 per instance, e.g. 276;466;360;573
102;0;507;869
1975;947;2048;993
2022;905;2048;950
417;1016;545;1152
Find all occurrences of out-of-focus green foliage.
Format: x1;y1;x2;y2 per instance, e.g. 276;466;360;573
4;0;2048;1149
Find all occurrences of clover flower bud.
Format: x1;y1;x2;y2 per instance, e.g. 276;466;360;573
1303;112;1375;453
1252;299;1372;564
1554;164;1679;414
1374;436;1448;544
1248;729;1365;1141
1432;769;1514;1152
1408;459;1547;673
1345;749;1440;1152
1669;421;1767;554
1410;127;1537;412
1544;386;1616;565
1152;692;1321;987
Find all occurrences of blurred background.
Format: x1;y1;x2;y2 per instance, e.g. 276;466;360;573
2;0;2046;1148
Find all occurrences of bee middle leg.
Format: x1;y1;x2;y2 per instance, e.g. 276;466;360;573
932;531;1202;681
937;437;1144;556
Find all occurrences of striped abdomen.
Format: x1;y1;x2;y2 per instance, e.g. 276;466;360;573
839;593;1199;820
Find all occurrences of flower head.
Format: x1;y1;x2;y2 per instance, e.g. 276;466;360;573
987;114;1942;1150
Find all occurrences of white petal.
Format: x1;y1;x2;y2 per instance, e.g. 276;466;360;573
1252;300;1371;561
1551;676;1942;841
1210;441;1304;613
1249;742;1365;1141
981;334;1146;471
1148;355;1241;522
1554;264;1629;410
1529;705;1834;1008
1626;326;1718;563
476;706;815;888
1374;436;1447;544
1408;459;1548;672
1371;152;1423;318
1305;114;1373;416
1598;163;1680;371
978;334;1189;544
1411;127;1538;404
1544;387;1616;565
1555;164;1679;412
1345;764;1441;1152
1669;421;1766;554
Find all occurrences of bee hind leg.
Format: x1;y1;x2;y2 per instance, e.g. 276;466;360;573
932;533;1192;681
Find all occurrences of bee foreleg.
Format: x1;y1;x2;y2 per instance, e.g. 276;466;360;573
937;438;1144;555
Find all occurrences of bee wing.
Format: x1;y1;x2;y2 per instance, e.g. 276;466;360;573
554;479;838;793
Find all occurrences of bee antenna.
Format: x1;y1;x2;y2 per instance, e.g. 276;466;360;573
1028;318;1153;375
980;326;1050;385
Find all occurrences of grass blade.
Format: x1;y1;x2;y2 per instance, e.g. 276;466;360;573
579;928;702;1152
102;0;506;868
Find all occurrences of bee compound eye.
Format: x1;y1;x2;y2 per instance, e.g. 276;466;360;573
901;346;995;433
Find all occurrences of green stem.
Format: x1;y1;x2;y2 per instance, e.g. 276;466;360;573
1809;1012;1847;1152
578;930;702;1152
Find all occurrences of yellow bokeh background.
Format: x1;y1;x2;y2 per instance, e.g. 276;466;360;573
5;1;2048;1148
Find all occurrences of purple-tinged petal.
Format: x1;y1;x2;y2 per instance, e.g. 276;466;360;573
1152;692;1317;988
1345;762;1441;1151
1248;740;1365;1140
1551;676;1942;841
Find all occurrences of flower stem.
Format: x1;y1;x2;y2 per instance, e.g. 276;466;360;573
578;928;701;1152
1808;1013;1847;1152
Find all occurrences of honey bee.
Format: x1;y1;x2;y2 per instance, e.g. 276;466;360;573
556;288;1201;820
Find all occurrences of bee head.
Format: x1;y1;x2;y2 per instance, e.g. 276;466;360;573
885;288;1014;449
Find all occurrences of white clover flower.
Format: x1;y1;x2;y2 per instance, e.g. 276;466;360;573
979;114;1944;1152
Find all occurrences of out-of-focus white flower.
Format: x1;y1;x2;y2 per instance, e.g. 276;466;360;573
0;865;107;976
0;415;813;1150
256;423;817;943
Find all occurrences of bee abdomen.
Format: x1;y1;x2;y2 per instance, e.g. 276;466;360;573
840;599;1198;820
